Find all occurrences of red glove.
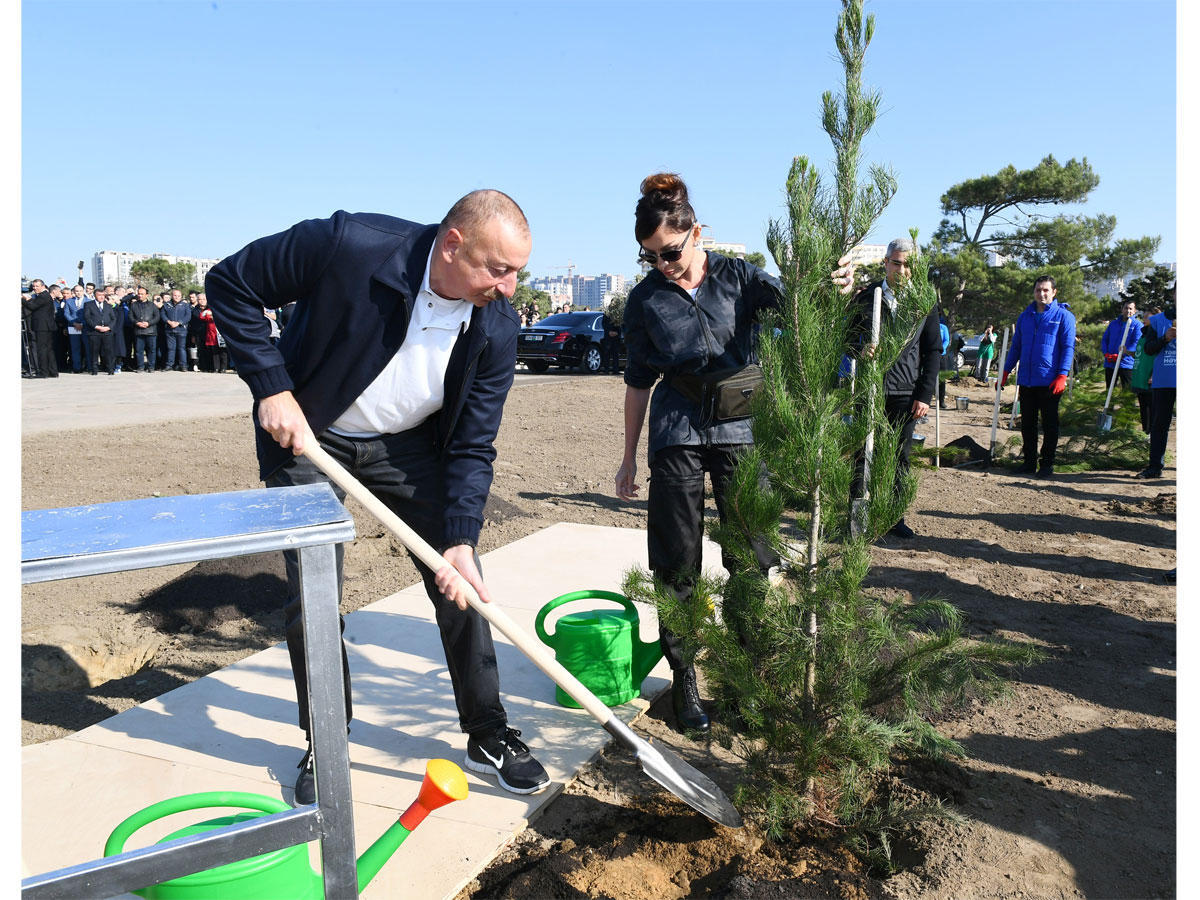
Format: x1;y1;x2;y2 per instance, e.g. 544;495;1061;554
1104;353;1119;364
1000;370;1011;388
1050;374;1068;395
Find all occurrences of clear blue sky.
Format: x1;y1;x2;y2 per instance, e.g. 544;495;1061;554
21;0;1177;286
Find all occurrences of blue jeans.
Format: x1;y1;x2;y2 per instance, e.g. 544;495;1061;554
134;333;157;370
266;421;507;739
67;330;89;372
166;329;188;369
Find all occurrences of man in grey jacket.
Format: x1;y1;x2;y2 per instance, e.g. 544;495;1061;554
848;238;942;539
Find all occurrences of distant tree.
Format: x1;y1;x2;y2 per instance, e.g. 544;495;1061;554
603;288;628;328
1118;264;1176;318
130;258;198;291
510;268;551;319
928;155;1158;331
712;249;770;270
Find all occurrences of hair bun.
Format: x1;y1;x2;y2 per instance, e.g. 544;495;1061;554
640;172;687;198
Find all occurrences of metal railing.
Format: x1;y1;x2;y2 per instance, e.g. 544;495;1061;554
21;483;359;899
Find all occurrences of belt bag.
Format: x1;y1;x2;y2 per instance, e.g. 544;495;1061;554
672;364;764;423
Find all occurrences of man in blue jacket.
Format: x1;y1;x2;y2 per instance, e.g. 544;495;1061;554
163;289;192;371
1101;298;1143;394
1137;310;1176;478
1002;275;1076;478
206;191;550;805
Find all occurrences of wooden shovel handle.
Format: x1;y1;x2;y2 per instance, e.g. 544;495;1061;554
301;440;616;724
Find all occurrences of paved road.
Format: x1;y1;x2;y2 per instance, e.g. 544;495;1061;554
21;371;255;436
20;368;624;436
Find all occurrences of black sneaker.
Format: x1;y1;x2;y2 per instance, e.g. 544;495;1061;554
292;745;315;807
888;518;916;539
465;727;550;794
1015;462;1038;475
1135;467;1163;479
1036;465;1054;479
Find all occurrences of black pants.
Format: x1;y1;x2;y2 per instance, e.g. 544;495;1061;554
647;443;779;670
88;331;115;374
1135;389;1152;432
600;338;620;373
267;422;506;740
30;329;58;377
851;394;918;501
1017;385;1062;467
1105;366;1132;392
1148;388;1176;472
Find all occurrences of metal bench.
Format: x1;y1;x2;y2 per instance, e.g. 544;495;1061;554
21;483;359;899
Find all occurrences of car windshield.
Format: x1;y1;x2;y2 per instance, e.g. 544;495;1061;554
534;313;595;327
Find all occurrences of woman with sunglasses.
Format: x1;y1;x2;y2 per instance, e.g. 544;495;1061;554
615;172;784;733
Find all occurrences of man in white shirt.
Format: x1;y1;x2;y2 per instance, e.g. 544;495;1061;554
208;191;550;806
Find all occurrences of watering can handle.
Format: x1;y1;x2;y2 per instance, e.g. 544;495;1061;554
534;590;635;644
104;791;291;857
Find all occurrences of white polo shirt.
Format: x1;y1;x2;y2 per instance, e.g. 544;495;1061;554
329;248;474;438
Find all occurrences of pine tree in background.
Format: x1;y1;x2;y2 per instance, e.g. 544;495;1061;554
625;0;1040;867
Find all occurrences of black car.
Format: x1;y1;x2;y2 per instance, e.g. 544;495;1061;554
517;311;624;373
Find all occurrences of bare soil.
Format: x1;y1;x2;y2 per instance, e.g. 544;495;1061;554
21;372;1176;899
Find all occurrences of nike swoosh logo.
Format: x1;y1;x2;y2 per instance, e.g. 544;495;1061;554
479;747;505;768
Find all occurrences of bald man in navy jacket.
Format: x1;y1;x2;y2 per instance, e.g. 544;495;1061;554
207;191;550;804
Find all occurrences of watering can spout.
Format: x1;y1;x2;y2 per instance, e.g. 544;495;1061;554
356;759;469;893
632;632;664;687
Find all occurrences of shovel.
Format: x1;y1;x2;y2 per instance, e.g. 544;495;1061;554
302;441;743;829
1098;315;1134;432
850;286;883;537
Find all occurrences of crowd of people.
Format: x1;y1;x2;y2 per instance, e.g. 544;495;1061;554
20;279;291;377
516;299;574;328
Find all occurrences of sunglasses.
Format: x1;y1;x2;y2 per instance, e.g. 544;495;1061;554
638;228;694;266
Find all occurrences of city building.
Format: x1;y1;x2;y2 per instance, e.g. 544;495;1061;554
92;250;222;288
572;273;625;310
698;237;747;258
530;272;627;310
529;274;573;304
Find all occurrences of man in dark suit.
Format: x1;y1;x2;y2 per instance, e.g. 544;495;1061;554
83;288;119;374
207;190;549;806
21;278;60;377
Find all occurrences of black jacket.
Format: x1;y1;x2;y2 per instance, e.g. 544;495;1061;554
623;252;782;458
22;291;57;332
83;299;117;332
130;299;161;332
850;280;941;406
205;210;520;548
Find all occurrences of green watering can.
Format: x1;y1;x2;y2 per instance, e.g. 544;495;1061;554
534;589;663;709
103;759;468;899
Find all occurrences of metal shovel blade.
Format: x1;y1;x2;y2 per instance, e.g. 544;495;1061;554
604;717;742;828
1097;411;1113;432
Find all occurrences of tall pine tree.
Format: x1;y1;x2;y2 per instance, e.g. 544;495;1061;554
626;0;1039;865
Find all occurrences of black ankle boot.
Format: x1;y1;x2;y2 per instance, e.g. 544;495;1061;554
672;666;710;732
